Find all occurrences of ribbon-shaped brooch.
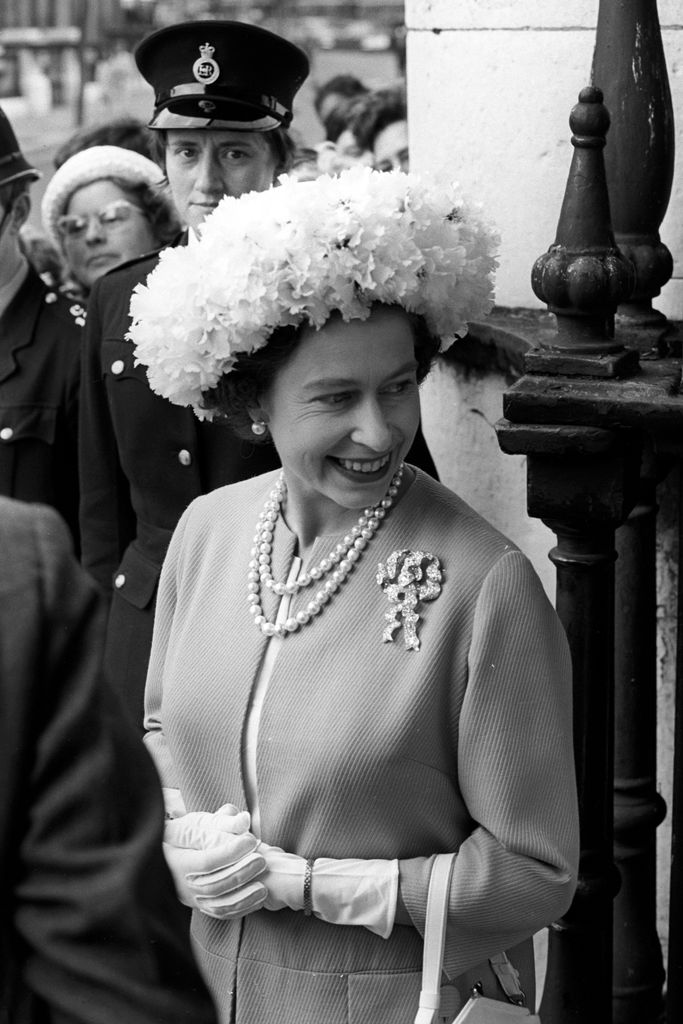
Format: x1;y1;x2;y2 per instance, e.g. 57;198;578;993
376;550;443;651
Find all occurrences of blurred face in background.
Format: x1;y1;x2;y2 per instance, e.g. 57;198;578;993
318;91;346;125
373;119;410;173
164;129;278;233
59;178;157;292
334;128;373;169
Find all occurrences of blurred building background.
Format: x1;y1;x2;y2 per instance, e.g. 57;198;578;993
1;1;407;220
0;2;405;126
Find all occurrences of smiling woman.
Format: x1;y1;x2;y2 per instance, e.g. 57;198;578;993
129;167;579;1024
206;308;438;549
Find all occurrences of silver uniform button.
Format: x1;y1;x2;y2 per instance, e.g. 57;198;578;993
178;449;192;466
111;359;125;375
114;573;126;589
0;427;13;441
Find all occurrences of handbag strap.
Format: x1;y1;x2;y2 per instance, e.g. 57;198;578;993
414;853;457;1024
489;952;527;1007
414;855;529;1024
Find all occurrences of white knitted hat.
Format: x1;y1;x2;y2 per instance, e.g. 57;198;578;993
41;144;163;246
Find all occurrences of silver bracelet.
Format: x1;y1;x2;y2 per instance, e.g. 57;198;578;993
303;858;315;916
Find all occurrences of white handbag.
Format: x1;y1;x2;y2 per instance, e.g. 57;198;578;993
414;854;541;1024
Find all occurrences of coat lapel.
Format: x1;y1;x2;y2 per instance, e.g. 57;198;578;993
0;268;43;384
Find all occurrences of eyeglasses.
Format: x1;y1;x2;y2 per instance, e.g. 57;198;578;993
57;199;146;239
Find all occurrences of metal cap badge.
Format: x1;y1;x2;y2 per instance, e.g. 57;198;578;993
193;43;220;86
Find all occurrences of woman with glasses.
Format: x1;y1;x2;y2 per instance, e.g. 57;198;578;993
41;145;180;300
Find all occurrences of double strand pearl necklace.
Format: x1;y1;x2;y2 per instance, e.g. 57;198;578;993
247;464;405;638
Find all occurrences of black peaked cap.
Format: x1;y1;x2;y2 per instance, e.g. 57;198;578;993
135;20;310;131
0;105;40;187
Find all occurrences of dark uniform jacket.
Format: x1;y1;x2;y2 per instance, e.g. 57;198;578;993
0;498;217;1024
79;249;280;726
0;266;82;547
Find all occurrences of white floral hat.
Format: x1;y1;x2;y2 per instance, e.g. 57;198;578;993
128;166;499;421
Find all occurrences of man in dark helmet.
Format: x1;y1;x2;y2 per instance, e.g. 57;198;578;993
0;498;218;1024
0;105;82;546
79;21;309;727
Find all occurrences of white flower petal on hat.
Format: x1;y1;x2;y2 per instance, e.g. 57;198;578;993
128;167;499;417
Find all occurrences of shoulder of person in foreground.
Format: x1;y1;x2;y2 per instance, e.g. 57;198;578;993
0;498;217;1024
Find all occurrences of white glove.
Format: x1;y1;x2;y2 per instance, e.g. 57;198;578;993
164;811;266;919
259;845;307;912
258;842;399;938
162;787;187;819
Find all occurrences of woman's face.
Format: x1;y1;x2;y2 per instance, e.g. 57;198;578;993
258;305;421;529
60;178;157;291
164;129;278;232
334;129;373;169
373;119;410;173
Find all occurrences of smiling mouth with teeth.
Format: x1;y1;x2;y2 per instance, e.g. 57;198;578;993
335;455;391;474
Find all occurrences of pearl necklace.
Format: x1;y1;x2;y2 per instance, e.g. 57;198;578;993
247;464;404;637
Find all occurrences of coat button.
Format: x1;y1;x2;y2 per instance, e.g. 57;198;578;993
111;359;125;374
0;427;13;441
114;573;126;588
178;449;192;466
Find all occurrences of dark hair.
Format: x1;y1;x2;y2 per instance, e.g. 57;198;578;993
149;126;296;180
289;147;320;182
349;84;407;153
313;74;368;118
321;93;370;144
203;306;440;440
54;118;155;169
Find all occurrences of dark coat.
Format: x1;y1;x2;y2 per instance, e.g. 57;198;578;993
0;266;81;548
0;498;217;1024
79;250;280;725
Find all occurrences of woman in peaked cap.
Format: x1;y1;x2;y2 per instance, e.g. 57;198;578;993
130;167;579;1024
77;20;309;728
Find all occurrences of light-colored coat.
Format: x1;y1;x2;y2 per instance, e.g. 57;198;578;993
145;469;579;1024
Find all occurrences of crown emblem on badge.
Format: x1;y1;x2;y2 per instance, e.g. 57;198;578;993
192;41;220;86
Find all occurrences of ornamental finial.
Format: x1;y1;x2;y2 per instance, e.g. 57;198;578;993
528;87;637;375
593;0;675;352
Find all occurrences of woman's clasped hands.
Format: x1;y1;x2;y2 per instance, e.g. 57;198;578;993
163;804;268;919
164;801;398;937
